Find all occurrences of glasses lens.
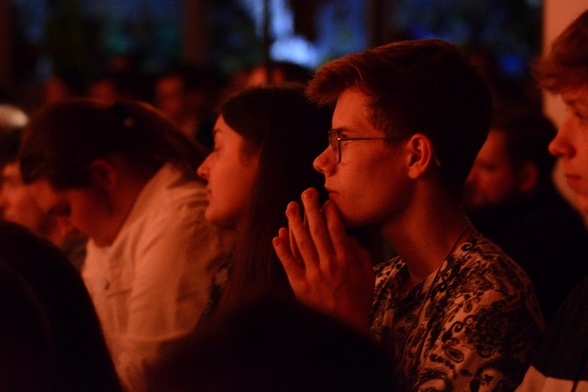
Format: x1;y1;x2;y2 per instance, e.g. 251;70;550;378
328;130;341;163
328;130;335;150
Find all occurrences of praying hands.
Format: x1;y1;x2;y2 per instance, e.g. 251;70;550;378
272;187;375;335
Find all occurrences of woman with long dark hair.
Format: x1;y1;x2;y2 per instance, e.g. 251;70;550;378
196;84;331;318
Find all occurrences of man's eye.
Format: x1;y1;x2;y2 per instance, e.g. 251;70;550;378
339;134;352;143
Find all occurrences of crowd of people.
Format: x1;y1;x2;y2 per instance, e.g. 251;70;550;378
0;8;587;392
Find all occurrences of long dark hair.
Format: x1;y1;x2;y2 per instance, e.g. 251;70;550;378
19;98;206;189
214;84;331;315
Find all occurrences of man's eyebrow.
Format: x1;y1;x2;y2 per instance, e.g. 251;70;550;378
330;127;356;134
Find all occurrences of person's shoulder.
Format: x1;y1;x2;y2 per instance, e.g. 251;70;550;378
140;166;208;220
558;276;588;312
156;164;207;200
531;276;588;383
463;234;525;269
459;234;538;293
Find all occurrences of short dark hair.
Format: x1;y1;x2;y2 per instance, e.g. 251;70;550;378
306;39;493;194
533;10;588;92
19;98;206;190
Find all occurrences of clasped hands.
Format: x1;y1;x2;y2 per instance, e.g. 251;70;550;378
272;187;375;335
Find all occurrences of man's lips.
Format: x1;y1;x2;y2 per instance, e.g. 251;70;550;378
325;187;338;198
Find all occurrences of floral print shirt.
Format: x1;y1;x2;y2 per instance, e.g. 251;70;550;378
371;234;546;391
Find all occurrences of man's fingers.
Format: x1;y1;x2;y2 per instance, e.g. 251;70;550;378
300;188;334;259
286;199;319;267
322;200;358;263
273;228;305;283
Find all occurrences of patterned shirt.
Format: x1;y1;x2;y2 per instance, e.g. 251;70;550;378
371;234;545;391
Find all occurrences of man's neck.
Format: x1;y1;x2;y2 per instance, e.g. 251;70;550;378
381;193;473;288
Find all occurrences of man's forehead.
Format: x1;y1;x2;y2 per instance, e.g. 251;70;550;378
332;88;376;129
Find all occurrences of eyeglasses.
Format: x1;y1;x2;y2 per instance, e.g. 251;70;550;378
328;129;401;164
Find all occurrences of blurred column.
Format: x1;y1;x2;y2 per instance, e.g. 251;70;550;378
368;0;385;48
183;0;211;65
0;0;12;94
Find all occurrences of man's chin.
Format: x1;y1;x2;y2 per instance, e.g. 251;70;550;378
329;201;374;228
337;210;369;228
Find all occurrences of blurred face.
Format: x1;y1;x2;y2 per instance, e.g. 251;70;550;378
155;76;186;121
44;76;72;104
0;162;51;234
312;88;408;227
27;179;114;246
88;79;118;105
197;115;259;230
246;66;285;87
549;85;588;213
464;131;519;209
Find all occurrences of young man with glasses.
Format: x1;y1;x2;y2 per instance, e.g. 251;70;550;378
273;39;545;391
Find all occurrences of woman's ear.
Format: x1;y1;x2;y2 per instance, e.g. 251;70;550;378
405;133;437;179
89;159;118;190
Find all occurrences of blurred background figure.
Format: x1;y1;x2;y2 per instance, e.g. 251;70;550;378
87;73;119;105
244;60;313;87
0;129;87;271
464;110;588;325
154;64;222;149
86;53;154;106
88;72;131;106
0;221;122;392
214;60;314;117
42;70;86;106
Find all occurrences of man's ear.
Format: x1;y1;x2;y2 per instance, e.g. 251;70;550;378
89;159;118;190
405;133;437;179
517;162;539;196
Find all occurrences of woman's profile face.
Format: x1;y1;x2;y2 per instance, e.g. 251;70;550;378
26;178;114;246
197;115;259;230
